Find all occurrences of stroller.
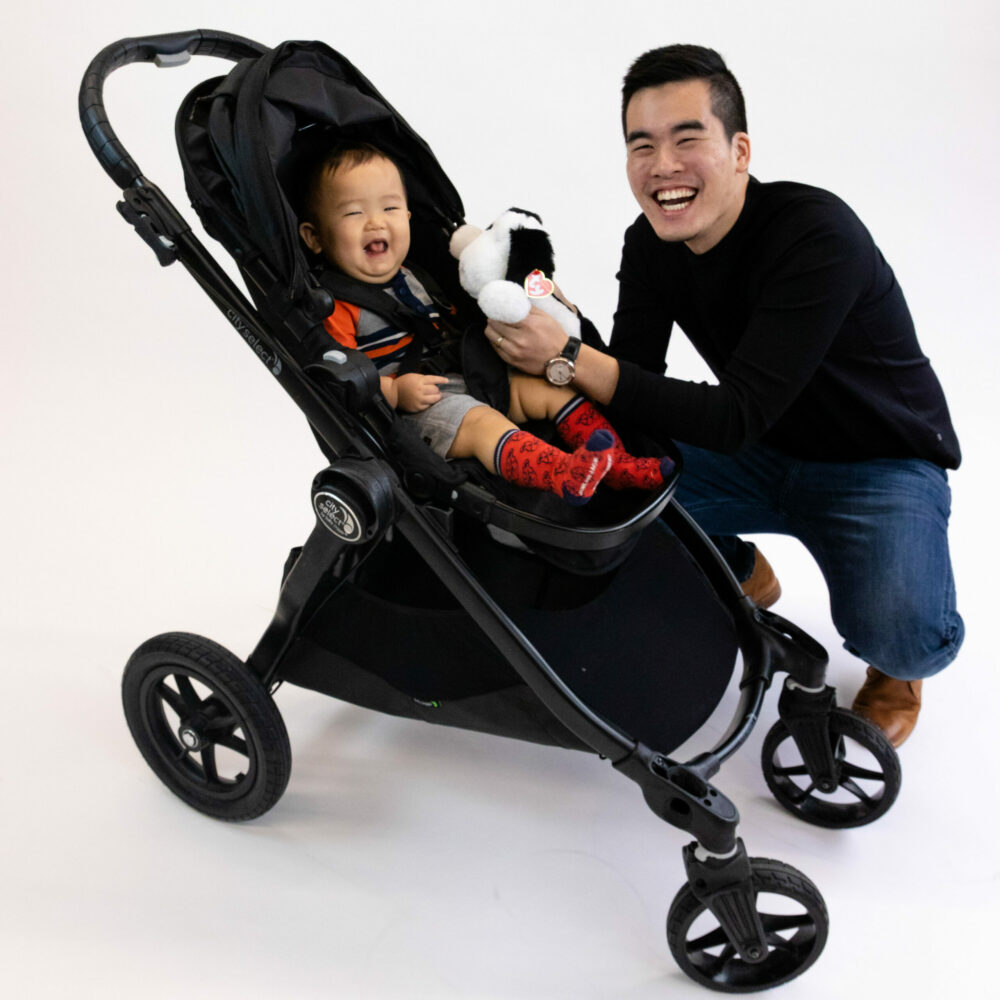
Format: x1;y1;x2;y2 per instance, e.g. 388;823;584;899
80;31;902;993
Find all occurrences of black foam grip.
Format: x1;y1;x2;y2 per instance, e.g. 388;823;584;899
79;29;268;189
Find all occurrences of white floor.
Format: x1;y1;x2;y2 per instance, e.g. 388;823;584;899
3;550;996;1000
4;2;999;997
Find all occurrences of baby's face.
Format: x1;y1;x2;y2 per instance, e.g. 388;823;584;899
302;156;411;283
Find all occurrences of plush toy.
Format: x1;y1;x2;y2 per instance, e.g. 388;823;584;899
449;208;581;339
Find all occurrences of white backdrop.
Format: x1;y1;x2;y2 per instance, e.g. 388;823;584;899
2;1;998;998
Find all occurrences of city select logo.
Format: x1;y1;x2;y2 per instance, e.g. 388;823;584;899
227;309;282;376
313;490;364;543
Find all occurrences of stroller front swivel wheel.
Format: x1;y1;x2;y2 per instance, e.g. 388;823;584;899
666;857;828;993
122;632;291;821
761;707;901;828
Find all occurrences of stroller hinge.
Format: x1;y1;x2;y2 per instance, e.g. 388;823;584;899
615;746;740;855
116;179;189;266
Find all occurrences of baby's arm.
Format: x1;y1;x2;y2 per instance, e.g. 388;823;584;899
383;373;449;412
379;376;399;408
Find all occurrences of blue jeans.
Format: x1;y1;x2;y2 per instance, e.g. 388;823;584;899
674;442;964;681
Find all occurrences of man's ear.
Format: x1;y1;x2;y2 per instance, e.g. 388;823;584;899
733;132;751;173
299;221;322;254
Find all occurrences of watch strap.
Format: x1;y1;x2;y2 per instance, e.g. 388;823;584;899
561;337;581;362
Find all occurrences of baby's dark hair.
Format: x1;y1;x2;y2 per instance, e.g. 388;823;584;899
296;140;407;222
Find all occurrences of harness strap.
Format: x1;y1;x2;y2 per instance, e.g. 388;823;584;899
313;265;462;374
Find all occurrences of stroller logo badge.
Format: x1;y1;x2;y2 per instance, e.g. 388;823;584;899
313;491;364;543
227;309;282;376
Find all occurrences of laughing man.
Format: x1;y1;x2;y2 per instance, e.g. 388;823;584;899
486;44;963;747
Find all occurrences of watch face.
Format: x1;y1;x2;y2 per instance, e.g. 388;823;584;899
545;357;575;385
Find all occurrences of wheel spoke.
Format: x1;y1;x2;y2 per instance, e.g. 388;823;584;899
175;674;202;710
203;712;239;732
786;780;817;804
760;912;811;934
840;762;886;783
766;931;803;953
688;925;730;953
772;764;810;778
155;680;186;716
709;943;737;975
201;745;219;783
214;732;249;757
839;776;876;805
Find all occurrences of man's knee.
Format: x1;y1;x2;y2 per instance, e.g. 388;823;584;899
841;608;965;681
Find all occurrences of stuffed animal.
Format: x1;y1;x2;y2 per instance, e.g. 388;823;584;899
449;208;581;340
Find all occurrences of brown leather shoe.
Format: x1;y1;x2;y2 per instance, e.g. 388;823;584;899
740;549;781;608
851;666;922;748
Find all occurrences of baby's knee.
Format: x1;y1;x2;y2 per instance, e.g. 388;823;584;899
508;373;573;423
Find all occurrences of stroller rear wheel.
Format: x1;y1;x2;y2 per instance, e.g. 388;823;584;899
761;707;900;828
667;857;828;993
122;632;291;821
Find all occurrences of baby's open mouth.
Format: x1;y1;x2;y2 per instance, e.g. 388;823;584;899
365;239;388;255
655;188;697;212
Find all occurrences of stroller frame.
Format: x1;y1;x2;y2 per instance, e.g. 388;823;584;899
81;30;902;993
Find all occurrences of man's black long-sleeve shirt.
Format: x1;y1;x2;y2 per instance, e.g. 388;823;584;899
606;177;960;468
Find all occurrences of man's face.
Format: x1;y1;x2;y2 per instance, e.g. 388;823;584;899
625;78;750;254
299;156;411;283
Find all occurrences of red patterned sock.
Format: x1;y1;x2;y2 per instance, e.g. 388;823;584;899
495;428;615;505
555;397;674;490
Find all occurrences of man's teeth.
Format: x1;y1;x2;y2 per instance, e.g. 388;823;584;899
655;188;696;211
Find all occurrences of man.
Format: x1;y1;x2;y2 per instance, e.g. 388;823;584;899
486;45;963;747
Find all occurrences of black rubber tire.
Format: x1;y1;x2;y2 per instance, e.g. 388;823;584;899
667;857;828;993
122;632;291;821
761;707;901;828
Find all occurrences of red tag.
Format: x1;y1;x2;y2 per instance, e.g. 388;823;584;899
524;269;555;298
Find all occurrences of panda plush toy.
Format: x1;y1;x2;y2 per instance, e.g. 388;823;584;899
448;208;580;342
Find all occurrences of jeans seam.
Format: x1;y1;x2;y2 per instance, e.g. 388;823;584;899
776;459;801;518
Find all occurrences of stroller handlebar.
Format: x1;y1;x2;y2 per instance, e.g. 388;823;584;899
79;29;268;189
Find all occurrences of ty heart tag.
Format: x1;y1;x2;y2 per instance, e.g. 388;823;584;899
524;269;555;298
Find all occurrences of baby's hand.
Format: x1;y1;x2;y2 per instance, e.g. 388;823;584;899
395;373;449;412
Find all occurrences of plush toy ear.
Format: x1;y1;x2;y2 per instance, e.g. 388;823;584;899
449;224;483;260
505;228;555;284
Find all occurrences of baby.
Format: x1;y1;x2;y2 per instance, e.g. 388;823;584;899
297;142;670;504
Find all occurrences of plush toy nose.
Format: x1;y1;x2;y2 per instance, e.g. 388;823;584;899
449;223;483;259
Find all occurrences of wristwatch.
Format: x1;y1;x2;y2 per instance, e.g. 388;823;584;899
544;337;581;386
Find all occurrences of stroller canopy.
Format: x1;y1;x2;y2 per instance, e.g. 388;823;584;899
177;40;465;318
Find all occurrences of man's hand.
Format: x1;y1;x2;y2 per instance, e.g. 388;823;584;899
485;307;621;405
394;373;449;412
485;307;568;375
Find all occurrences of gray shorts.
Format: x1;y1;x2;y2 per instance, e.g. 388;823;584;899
402;373;487;458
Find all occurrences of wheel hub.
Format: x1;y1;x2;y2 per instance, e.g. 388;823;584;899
178;724;207;751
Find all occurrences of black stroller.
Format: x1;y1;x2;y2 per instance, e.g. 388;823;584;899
80;31;902;993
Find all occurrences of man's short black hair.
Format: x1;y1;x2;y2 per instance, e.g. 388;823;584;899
621;45;747;140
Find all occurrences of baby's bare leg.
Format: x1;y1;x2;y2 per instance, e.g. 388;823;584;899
507;374;576;424
447;405;517;472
